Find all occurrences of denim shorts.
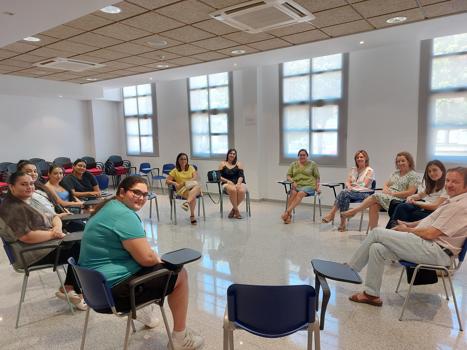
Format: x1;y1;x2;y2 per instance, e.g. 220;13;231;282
295;186;315;196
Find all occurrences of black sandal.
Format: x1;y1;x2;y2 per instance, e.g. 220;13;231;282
190;215;197;225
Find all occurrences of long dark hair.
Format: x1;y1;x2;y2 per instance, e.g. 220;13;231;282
175;153;189;171
17;160;56;200
48;164;74;200
225;148;238;165
91;176;149;216
423;160;446;195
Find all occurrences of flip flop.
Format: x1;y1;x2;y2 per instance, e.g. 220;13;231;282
190;215;197;225
349;292;383;307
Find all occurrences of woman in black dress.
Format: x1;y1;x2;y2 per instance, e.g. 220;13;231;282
218;149;247;219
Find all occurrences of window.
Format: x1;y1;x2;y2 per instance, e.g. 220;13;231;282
123;83;158;156
280;54;348;166
418;33;467;165
188;72;233;158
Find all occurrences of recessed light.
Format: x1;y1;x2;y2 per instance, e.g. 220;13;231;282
85;78;97;81
359;40;365;45
156;64;169;68
23;36;41;42
100;5;121;14
386;16;407;24
58;95;63;98
231;49;246;55
233;63;238;67
149;77;153;80
146;39;168;48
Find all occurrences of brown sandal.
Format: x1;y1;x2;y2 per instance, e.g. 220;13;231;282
228;209;235;218
233;210;242;219
349;292;383;307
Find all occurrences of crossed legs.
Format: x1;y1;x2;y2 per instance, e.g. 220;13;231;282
342;194;381;229
281;190;307;223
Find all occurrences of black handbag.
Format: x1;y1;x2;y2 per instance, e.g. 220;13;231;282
207;170;221;182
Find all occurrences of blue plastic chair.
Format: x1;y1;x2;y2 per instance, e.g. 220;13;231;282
150;163;175;193
395;238;467;331
1;237;74;328
67;257;175;350
223;284;320;349
95;174;109;192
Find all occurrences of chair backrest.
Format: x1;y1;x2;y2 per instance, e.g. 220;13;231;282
34;160;50;176
139;162;151;172
162;163;175;175
227;284;316;338
1;237;16;265
107;155;123;167
370;180;376;190
82;156;97;169
29;158;45;164
54;157;72;169
68;257;115;311
6;163;17;174
95;174;109;190
458;238;467;263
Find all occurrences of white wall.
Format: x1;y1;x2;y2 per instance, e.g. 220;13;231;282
0;39;424;206
0;94;94;162
127;39;423;205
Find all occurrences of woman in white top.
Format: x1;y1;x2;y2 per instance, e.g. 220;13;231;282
322;150;375;231
386;160;447;228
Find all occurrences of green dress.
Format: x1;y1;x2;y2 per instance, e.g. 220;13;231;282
374;170;419;210
287;160;320;189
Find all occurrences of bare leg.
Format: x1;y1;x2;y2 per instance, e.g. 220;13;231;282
286;191;307;215
224;184;238;211
368;203;381;229
168;268;189;332
342;195;378;218
323;204;338;222
185;186;201;216
236;184;246;207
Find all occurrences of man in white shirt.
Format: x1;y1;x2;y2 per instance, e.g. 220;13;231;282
347;167;467;306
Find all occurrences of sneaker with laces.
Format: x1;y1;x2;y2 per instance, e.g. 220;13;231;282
171;328;204;350
137;304;160;328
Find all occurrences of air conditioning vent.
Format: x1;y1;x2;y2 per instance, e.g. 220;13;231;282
34;57;105;72
210;0;314;34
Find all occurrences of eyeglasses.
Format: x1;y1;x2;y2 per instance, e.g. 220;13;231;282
128;189;150;199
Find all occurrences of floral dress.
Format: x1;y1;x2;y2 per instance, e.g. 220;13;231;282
373;170;419;210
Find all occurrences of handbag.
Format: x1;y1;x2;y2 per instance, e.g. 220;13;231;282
207;170;221;182
184;180;199;190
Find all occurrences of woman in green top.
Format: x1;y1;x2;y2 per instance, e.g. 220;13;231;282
281;149;320;224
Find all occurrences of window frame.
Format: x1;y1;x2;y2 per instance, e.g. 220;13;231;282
279;54;349;166
418;38;467;167
187;72;234;160
123;83;159;157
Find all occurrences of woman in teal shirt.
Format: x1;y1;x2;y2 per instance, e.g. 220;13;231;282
281;149;320;224
79;176;203;350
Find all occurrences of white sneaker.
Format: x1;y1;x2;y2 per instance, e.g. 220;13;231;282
171;328;204;350
55;289;82;304
74;299;88;311
137;304;160;328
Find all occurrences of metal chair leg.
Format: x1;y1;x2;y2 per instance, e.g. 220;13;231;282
399;265;419;321
15;274;28;328
313;195;316;222
123;315;132;350
161;306;174;350
358;212;364;231
440;273;449;300
223;310;229;350
155;196;160;221
395;268;404;293
202;196;206;221
220;185;224;218
80;308;91;350
314;320;321;350
447;274;463;331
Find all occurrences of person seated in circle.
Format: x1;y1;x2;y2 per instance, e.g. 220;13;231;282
386;160;448;229
45;164;83;210
322;150;375;231
281;149;320;224
166;153;201;225
219;148;247;219
342;151;419;230
0;172;87;310
79;176;204;349
62;159;101;199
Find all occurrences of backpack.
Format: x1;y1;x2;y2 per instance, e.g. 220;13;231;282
207;170;221;182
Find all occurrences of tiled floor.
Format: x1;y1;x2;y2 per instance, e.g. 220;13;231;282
1;194;466;349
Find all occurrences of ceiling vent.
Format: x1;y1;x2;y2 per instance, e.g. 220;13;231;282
34;57;105;72
210;0;314;34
